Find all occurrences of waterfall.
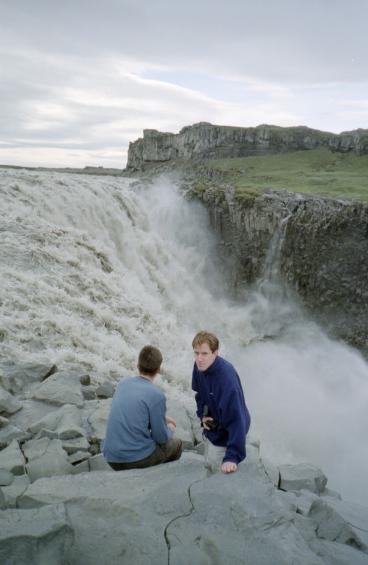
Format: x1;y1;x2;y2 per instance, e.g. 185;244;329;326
1;168;368;505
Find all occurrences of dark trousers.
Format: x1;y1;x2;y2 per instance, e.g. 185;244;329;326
108;438;183;471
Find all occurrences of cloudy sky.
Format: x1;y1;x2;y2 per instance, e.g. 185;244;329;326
1;0;367;168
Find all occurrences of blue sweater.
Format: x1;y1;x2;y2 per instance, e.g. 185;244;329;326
192;356;251;464
102;376;173;463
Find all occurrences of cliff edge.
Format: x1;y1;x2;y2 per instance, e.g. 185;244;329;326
126;122;368;171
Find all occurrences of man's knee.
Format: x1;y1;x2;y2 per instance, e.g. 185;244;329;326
162;438;183;462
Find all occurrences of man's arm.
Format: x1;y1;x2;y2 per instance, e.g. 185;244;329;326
192;366;205;419
150;398;173;444
219;387;248;466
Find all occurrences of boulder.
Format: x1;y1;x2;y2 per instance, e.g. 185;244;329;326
0;503;73;565
81;385;96;400
7;399;56;432
88;453;110;471
95;381;115;399
309;497;368;552
25;438;74;483
0;362;57;394
0;424;30;446
68;450;91;465
0;440;25;475
0;469;14;486
79;374;91;386
0;415;9;427
1;475;30;508
62;436;90;454
0;388;23;415
85;399;111;441
28;403;86;439
278;462;327;494
30;372;84;407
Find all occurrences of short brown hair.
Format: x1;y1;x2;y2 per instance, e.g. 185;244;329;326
192;331;219;353
138;345;163;376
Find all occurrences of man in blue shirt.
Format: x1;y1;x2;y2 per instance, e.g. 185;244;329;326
103;345;182;470
192;331;251;474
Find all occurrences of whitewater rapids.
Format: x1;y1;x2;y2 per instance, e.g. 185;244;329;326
1;167;367;505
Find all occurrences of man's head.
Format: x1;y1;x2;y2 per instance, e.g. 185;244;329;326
138;345;163;377
192;331;219;371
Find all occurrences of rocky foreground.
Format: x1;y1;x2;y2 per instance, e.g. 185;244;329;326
1;363;368;564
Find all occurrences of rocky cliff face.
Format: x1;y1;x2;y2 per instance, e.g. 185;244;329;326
193;183;368;351
126;123;368;170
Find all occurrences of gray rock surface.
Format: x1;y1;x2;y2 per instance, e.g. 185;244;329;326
30;372;84;407
0;362;57;394
0;423;29;446
0;415;9;427
25;438;74;482
0;503;73;565
95;381;115;398
1;474;30;508
0;440;25;475
0;388;23;415
0;469;14;486
28;403;85;439
279;462;328;494
15;453;368;565
309;497;368;552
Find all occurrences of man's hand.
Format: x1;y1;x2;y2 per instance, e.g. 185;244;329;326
202;416;214;431
221;461;238;473
166;416;176;431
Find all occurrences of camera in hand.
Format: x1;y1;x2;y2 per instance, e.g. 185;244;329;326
203;404;217;430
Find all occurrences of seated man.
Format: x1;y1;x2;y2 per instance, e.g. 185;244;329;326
103;345;182;470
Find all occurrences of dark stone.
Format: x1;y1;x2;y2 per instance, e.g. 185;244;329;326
95;382;115;399
79;375;91;386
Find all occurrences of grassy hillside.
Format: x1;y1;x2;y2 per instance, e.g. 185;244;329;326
202;148;368;201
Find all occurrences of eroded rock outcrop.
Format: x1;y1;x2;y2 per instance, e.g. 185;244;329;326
126;123;368;171
193;185;368;350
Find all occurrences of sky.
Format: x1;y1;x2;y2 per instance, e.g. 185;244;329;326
1;0;367;169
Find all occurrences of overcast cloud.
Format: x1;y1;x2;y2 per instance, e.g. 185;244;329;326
1;0;367;168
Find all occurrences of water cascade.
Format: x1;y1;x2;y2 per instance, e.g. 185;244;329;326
1;168;367;505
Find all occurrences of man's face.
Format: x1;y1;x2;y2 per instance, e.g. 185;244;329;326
193;342;218;371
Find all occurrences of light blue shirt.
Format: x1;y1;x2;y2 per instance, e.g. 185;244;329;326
102;376;173;463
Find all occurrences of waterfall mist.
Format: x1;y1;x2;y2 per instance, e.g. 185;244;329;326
1;168;367;505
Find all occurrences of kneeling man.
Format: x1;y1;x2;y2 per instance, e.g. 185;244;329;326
192;331;251;474
103;345;182;470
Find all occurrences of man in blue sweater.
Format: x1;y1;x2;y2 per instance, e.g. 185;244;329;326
192;331;251;474
103;345;182;470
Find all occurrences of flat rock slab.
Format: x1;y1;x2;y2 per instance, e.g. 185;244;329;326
279;462;328;494
16;453;357;565
25;439;74;483
0;503;73;565
30;373;84;407
28;403;86;439
0;363;57;394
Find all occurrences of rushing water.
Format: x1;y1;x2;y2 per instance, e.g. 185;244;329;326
1;168;368;505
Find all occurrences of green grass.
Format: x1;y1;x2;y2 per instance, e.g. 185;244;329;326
204;148;368;202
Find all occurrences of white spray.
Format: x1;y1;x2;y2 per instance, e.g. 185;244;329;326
1;168;367;504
